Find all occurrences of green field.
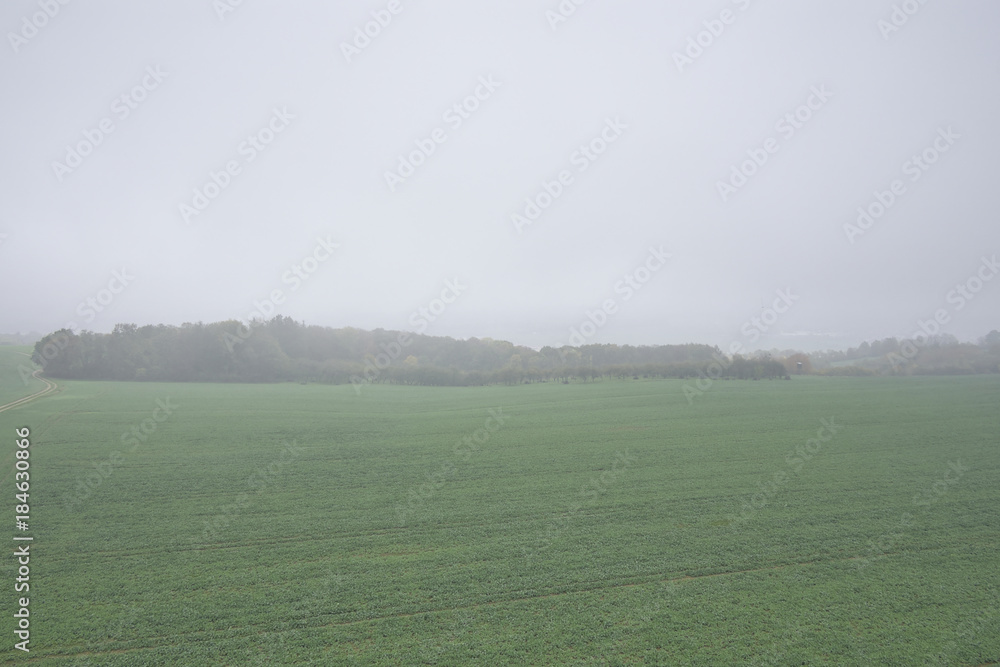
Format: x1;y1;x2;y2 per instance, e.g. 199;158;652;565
0;347;46;409
1;347;998;665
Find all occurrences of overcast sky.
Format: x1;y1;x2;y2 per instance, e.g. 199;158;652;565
2;1;998;352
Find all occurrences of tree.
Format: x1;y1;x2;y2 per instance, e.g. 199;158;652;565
782;353;812;375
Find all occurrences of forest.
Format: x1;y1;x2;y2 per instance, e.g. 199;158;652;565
28;316;789;386
26;317;1000;387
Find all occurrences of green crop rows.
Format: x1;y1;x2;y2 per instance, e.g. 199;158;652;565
1;346;997;664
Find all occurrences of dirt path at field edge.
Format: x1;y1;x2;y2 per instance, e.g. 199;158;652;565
0;357;58;414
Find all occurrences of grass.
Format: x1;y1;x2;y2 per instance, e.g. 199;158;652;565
0;346;45;409
0;357;998;664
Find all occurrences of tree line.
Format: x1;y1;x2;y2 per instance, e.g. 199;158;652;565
30;316;790;386
779;331;1000;376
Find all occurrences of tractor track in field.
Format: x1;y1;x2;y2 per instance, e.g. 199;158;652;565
0;362;59;488
0;366;58;414
24;550;943;661
0;364;112;489
42;499;981;563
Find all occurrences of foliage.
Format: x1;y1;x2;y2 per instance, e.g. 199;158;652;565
31;317;785;385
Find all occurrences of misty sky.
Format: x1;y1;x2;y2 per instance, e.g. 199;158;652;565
2;1;998;353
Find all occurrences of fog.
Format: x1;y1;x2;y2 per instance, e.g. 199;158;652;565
2;0;998;352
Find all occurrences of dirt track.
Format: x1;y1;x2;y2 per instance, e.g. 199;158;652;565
0;358;58;414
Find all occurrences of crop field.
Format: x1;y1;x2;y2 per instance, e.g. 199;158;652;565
1;346;998;664
0;348;47;410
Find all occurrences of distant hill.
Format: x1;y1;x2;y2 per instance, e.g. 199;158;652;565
0;332;42;346
804;331;1000;376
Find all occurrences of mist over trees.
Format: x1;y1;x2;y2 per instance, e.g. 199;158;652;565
27;317;999;386
29;316;786;385
773;330;1000;376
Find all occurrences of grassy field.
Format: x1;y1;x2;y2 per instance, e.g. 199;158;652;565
0;347;998;664
0;347;46;409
